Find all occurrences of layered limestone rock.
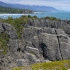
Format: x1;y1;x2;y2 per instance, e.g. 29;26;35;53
1;18;70;70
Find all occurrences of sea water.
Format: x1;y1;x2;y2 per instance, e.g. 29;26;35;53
0;11;70;20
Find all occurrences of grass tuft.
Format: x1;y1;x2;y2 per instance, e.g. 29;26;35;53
11;60;70;70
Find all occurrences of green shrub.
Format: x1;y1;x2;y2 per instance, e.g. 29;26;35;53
28;15;32;18
33;15;37;18
0;31;9;55
45;16;60;20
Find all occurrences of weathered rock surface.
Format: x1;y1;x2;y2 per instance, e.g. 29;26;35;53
1;18;70;70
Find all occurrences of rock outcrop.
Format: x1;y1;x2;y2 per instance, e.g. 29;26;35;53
1;19;70;70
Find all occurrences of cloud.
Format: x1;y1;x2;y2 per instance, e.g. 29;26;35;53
0;0;70;11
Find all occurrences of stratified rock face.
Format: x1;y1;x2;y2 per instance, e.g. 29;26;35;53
1;19;70;70
23;27;70;60
23;19;70;61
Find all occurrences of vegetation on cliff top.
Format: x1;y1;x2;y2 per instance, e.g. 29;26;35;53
45;16;61;20
3;15;38;39
0;15;60;39
3;16;28;39
11;59;70;70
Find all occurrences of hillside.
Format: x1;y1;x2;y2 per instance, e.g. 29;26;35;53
0;5;33;14
0;1;58;12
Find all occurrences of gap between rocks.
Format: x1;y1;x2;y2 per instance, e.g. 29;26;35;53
55;29;63;60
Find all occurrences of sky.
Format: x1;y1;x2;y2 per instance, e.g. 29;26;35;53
0;0;70;11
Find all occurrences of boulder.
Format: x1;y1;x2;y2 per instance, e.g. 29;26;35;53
39;33;62;60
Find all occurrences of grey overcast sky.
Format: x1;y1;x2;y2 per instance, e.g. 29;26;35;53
0;0;70;11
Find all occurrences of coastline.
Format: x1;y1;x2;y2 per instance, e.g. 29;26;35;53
0;11;70;20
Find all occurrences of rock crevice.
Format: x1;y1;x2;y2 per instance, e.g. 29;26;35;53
55;29;63;60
